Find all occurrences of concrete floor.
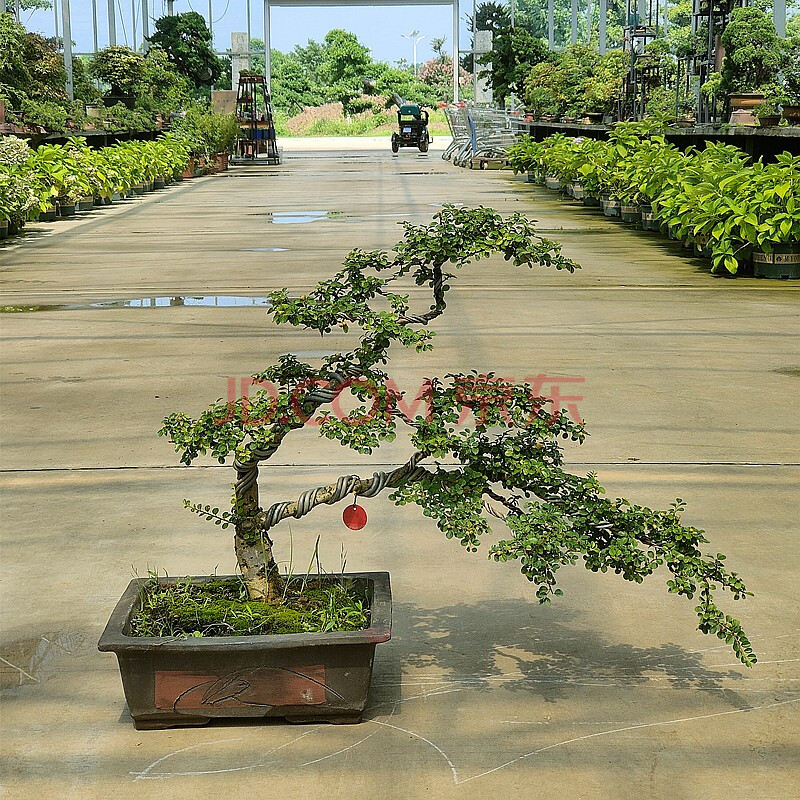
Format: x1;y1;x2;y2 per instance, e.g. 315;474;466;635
1;142;798;799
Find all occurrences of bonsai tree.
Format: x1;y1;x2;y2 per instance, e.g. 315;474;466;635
161;207;756;666
148;12;223;90
720;7;783;97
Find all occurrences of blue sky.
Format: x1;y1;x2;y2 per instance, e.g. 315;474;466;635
23;1;473;63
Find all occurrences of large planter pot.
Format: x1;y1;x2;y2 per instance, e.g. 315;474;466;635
58;202;76;217
781;104;800;125
0;219;8;239
38;205;57;222
601;196;621;218
729;93;765;111
77;196;94;212
215;152;229;172
98;572;392;730
752;245;800;279
153;178;166;190
620;203;642;224
583;193;601;208
182;158;196;179
570;183;585;200
133;184;146;196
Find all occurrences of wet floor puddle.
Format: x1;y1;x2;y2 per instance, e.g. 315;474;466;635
1;296;273;312
1;631;89;689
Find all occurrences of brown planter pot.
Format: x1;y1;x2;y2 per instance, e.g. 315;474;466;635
729;93;765;111
99;572;392;730
182;158;196;179
757;114;782;128
0;219;8;239
781;104;800;124
215;152;229;171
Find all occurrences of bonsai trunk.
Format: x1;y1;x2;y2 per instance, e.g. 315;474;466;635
234;460;283;602
234;532;282;602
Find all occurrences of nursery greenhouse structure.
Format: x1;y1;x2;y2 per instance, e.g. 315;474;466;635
1;0;798;798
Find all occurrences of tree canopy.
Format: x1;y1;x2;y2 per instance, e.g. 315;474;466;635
148;12;223;89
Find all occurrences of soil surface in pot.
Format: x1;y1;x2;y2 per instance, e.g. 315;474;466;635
130;577;370;638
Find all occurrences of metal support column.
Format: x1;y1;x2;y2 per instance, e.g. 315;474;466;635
599;0;606;53
61;0;74;100
453;0;459;102
247;0;251;46
547;0;554;49
263;0;271;91
14;0;20;22
663;0;668;32
571;0;578;44
774;0;786;37
167;0;174;14
107;0;116;45
142;0;150;50
208;0;213;39
91;0;99;52
587;0;593;44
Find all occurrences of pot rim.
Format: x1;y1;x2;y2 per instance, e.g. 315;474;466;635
99;571;392;653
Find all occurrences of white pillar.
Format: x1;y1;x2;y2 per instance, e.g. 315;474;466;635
587;0;592;43
663;0;669;33
247;0;251;46
131;0;137;49
599;0;606;52
167;0;174;14
91;0;99;52
61;0;74;100
547;0;554;50
453;0;459;102
208;0;213;40
107;0;116;45
142;0;150;50
263;0;271;91
571;0;578;44
14;0;20;22
774;0;786;37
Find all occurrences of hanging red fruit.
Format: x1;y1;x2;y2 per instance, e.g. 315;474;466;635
343;502;367;530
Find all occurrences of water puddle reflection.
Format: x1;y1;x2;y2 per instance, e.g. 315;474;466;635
1;296;273;312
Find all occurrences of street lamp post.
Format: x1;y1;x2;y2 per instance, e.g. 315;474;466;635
402;29;425;76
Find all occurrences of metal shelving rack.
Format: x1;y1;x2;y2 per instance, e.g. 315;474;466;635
234;74;281;164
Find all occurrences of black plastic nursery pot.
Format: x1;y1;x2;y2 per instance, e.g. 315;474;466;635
640;205;660;231
99;572;392;730
753;245;800;279
602;197;621;218
620;204;642;224
58;203;76;217
583;193;601;208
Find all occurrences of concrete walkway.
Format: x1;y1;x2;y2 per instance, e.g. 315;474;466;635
1;142;798;798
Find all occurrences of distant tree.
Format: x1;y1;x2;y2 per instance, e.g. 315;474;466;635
478;26;550;104
148;12;222;89
430;36;448;60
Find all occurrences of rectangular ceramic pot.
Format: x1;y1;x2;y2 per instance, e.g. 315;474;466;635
99;572;392;730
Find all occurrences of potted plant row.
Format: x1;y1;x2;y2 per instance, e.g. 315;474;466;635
507;122;800;279
98;207;756;730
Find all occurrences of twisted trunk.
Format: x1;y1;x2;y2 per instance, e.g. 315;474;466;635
234;460;283;601
234;532;282;601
